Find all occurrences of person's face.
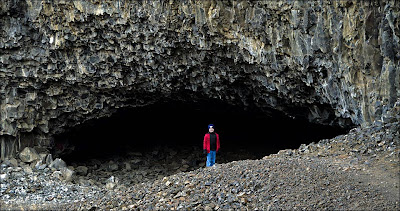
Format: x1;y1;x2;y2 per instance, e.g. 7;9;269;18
209;126;214;133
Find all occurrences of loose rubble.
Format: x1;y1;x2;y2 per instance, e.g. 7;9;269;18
0;122;398;210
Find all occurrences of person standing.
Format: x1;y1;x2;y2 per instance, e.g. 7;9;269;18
203;124;220;167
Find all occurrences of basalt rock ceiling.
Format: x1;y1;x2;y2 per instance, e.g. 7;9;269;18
0;0;399;159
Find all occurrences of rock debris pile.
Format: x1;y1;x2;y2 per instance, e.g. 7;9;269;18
1;121;398;210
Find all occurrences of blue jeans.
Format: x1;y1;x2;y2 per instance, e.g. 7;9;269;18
206;150;216;167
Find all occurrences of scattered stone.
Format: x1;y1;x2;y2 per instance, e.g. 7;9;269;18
3;158;18;167
108;161;119;171
105;182;116;190
75;166;88;176
10;158;19;167
19;147;40;163
49;158;67;170
60;167;74;182
124;162;131;171
52;171;63;180
0;174;8;182
90;159;102;166
44;154;54;165
131;159;142;164
23;165;33;174
105;176;118;190
39;153;47;163
34;160;47;170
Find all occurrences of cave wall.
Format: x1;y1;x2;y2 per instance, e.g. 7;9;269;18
1;0;399;159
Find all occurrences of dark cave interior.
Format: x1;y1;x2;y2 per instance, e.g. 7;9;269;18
54;99;351;164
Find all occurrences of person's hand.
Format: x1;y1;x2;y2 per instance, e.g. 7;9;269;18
203;149;207;155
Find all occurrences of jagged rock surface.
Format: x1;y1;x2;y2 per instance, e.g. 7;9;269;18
0;0;399;158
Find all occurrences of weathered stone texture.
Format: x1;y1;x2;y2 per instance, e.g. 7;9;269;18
0;0;399;158
18;147;40;163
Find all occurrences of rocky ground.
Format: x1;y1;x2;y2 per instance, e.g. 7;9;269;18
1;121;399;210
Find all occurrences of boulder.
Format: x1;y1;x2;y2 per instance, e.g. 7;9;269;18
34;160;47;170
124;162;131;171
105;176;119;190
3;158;18;167
75;166;88;176
39;153;47;163
23;165;33;174
49;158;67;170
108;161;119;171
45;154;54;165
60;167;74;182
19;147;41;163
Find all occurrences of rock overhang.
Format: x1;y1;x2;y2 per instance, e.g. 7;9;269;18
0;0;399;159
52;99;350;161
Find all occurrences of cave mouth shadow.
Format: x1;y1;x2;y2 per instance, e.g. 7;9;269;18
54;99;351;165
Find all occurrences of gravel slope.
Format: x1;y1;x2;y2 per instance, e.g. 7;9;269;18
1;122;399;210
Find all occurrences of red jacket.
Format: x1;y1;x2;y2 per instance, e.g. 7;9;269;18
203;133;220;153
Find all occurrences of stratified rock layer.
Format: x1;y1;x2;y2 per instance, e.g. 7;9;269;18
0;0;399;158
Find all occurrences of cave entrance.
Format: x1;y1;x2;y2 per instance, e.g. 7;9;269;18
54;99;349;180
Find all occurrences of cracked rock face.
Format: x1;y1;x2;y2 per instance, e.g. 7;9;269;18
0;0;399;158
